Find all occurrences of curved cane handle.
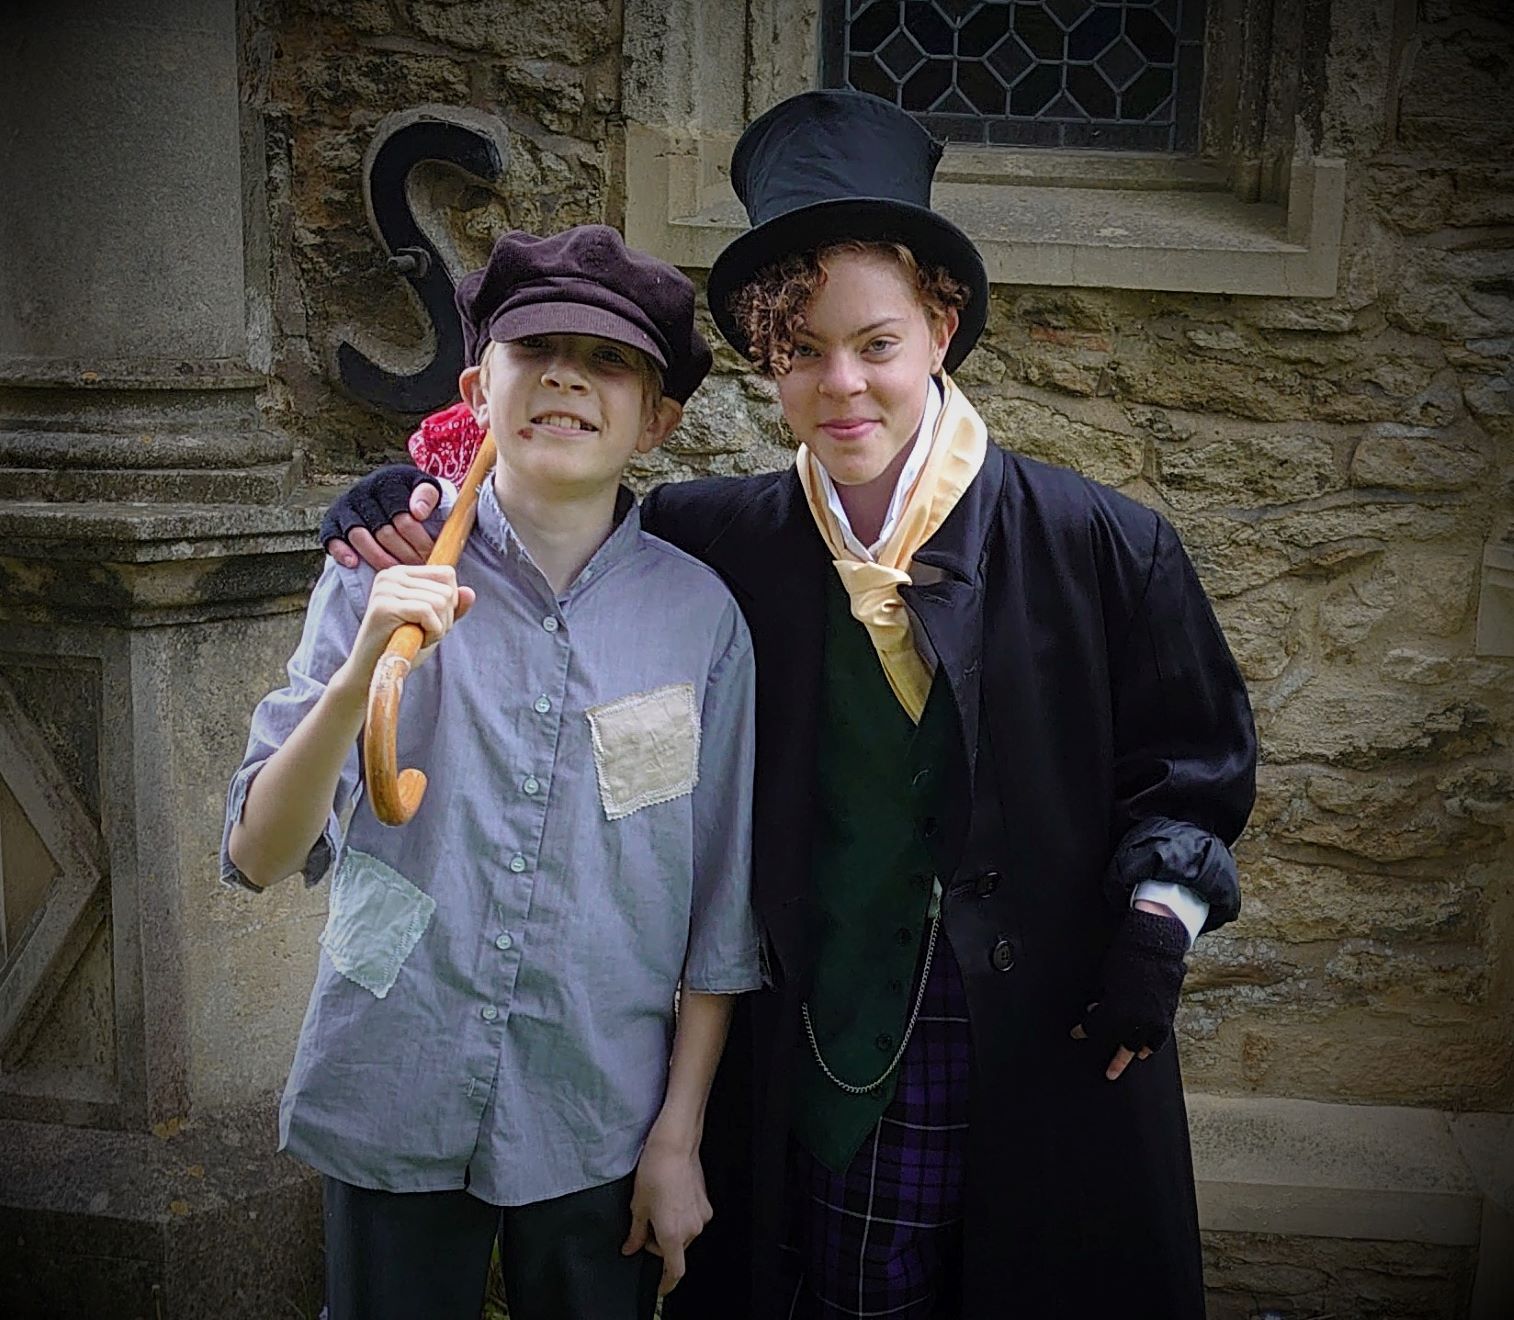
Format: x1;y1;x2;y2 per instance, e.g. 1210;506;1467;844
363;630;428;824
363;429;497;825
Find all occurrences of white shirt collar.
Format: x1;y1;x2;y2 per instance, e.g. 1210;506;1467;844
816;377;944;562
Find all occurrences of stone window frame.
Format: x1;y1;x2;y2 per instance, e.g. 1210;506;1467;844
622;0;1345;297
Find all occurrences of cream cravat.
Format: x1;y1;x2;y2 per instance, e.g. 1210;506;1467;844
796;376;988;722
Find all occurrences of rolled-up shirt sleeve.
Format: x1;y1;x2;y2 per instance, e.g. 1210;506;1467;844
220;560;369;892
682;599;762;993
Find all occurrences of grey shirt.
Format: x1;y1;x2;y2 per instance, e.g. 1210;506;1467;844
221;482;761;1205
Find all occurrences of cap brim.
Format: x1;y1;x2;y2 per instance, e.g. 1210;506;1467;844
707;197;989;373
488;302;668;370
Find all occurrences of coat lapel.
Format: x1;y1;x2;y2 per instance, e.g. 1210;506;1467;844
901;444;1006;788
704;471;829;960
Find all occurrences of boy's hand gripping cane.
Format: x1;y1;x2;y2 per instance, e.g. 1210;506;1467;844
363;430;497;826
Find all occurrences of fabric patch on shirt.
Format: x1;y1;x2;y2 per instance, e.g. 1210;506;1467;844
585;682;700;821
319;849;436;999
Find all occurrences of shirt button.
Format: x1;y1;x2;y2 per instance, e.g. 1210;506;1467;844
542;616;559;633
480;1005;499;1022
523;776;541;795
533;696;552;714
494;932;514;951
509;854;527;873
875;1033;894;1053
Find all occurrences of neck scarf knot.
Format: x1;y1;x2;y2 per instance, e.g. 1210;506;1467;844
796;376;988;722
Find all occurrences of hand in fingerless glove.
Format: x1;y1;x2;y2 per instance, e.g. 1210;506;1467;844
318;464;441;551
1076;909;1188;1057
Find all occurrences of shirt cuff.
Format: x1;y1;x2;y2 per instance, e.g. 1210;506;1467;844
1131;880;1209;949
437;477;459;516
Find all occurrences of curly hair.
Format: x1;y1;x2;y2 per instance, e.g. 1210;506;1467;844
728;240;971;377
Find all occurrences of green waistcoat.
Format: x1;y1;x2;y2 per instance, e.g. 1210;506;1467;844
791;572;954;1172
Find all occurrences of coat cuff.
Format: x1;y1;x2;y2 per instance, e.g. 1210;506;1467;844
1108;817;1240;933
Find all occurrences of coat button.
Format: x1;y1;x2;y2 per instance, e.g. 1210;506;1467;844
895;927;913;946
975;870;1001;898
875;1033;893;1053
990;938;1015;972
920;816;939;840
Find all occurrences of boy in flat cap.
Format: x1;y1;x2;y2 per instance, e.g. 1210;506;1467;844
224;225;760;1320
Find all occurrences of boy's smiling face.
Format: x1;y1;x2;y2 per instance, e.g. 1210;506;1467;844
461;333;682;500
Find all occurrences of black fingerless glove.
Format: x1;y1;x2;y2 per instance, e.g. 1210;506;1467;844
1077;909;1189;1056
318;464;441;549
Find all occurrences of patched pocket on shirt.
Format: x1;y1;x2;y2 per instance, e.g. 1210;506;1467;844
585;682;700;820
319;849;436;999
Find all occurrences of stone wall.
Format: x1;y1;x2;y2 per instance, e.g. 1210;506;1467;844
1165;0;1514;1117
250;0;623;464
249;0;1513;1314
1204;1232;1478;1320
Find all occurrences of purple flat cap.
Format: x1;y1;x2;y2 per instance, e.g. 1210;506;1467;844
455;225;713;403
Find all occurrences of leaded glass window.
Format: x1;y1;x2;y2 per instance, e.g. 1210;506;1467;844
820;0;1207;151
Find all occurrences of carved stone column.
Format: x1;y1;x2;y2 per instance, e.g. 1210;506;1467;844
0;1;325;1312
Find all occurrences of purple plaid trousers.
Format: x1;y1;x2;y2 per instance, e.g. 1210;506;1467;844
781;938;972;1318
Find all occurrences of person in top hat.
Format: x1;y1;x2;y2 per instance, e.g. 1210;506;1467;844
322;91;1256;1320
225;224;762;1320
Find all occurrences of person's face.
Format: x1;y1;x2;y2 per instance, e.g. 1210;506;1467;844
774;249;958;491
460;333;681;498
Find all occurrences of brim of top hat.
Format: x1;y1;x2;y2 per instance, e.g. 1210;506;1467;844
707;196;989;374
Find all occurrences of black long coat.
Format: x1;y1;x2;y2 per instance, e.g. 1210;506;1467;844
645;442;1257;1320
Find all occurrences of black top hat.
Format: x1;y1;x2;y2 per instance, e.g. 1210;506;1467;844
707;90;988;373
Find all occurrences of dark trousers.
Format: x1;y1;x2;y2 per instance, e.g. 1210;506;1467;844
322;1173;661;1320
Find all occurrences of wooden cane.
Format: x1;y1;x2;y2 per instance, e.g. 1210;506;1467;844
364;429;498;826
